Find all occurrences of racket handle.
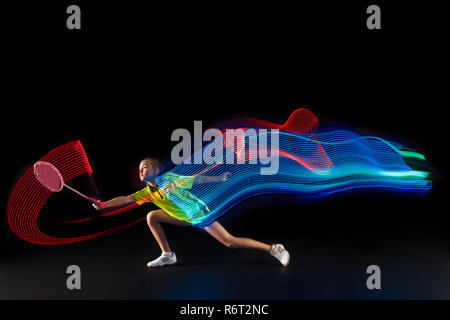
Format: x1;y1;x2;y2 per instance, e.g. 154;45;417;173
86;197;103;205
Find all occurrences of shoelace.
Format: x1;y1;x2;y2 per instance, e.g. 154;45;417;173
160;255;172;262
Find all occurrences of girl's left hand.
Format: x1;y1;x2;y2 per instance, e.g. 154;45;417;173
222;172;231;181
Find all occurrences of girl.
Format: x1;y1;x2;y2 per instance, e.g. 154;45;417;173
93;158;290;267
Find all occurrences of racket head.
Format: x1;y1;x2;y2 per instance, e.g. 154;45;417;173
33;161;64;192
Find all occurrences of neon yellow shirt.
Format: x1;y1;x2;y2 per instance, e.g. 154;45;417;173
132;172;209;223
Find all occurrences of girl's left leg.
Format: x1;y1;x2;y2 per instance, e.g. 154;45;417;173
204;221;271;252
204;221;290;266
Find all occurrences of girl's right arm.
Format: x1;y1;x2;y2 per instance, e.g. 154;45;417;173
92;195;136;211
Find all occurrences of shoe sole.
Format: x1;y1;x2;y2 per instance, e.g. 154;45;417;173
281;251;290;266
147;261;177;268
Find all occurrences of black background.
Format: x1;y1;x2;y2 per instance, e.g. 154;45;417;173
1;0;449;306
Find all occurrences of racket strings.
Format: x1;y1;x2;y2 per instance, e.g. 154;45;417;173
34;162;64;192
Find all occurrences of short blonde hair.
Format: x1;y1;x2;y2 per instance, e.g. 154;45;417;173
142;158;161;171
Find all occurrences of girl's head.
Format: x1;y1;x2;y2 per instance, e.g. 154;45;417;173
139;158;161;183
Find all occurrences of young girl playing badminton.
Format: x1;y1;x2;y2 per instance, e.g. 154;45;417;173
93;158;290;267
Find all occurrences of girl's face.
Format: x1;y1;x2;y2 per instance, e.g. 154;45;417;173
139;160;157;182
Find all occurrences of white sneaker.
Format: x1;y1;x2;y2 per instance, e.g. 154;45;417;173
270;244;290;266
147;252;177;268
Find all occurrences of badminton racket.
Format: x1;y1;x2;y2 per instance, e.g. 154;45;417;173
33;161;102;205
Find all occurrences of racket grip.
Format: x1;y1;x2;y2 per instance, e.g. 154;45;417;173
86;197;103;205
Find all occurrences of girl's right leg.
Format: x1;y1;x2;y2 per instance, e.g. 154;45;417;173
146;209;190;267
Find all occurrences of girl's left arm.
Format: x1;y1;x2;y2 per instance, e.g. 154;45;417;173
194;172;231;184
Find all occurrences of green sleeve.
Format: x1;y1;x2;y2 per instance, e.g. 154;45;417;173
165;172;195;189
132;186;152;205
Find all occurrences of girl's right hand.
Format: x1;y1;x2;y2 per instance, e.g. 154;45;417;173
92;202;104;211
